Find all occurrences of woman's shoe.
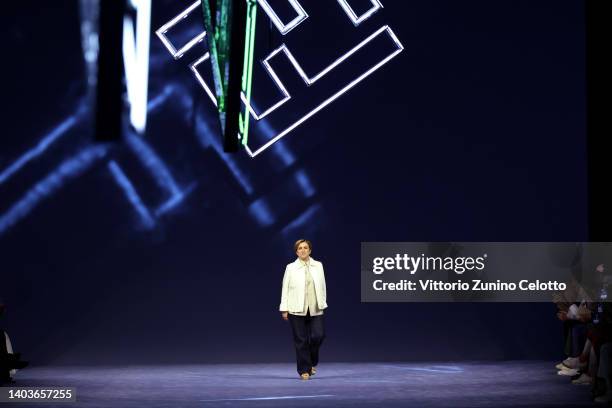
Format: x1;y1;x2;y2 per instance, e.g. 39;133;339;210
310;367;317;376
572;373;592;385
558;368;580;376
563;357;579;369
300;373;310;380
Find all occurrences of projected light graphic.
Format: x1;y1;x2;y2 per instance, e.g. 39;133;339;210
1;1;359;238
156;1;207;60
0;88;195;236
157;0;404;158
123;0;152;133
0;145;110;234
108;160;156;230
0;111;84;185
337;0;383;26
0;79;318;238
256;0;307;35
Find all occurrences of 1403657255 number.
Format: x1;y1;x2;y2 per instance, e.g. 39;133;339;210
7;388;73;400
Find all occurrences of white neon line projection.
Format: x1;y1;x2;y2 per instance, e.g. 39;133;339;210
123;0;152;133
189;53;219;107
191;52;291;121
156;1;402;159
198;25;402;127
239;56;290;120
243;25;404;157
155;0;206;59
239;24;396;120
257;0;308;35
336;0;383;26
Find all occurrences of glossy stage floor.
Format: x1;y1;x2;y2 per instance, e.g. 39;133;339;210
6;361;599;407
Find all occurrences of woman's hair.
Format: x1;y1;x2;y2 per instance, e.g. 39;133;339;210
294;239;312;252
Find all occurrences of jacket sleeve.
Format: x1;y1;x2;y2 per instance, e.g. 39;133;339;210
279;265;290;312
321;262;328;308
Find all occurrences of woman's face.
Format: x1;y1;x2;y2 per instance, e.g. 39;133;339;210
296;242;311;261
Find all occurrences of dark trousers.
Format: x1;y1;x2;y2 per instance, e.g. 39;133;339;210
564;321;587;357
588;324;612;358
0;330;9;381
288;311;325;375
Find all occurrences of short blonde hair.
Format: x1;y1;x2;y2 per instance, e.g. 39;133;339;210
294;239;312;252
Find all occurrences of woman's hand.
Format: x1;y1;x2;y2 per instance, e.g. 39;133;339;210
281;312;288;321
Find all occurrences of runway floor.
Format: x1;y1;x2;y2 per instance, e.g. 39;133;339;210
3;361;601;407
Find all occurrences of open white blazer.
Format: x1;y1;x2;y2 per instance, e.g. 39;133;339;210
279;257;328;313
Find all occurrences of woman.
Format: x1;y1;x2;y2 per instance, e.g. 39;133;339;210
279;239;328;380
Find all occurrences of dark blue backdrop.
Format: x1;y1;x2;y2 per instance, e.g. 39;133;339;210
0;0;586;365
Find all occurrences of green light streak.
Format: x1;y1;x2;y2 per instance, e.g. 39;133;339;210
202;0;257;147
201;0;235;133
239;0;257;145
216;0;231;91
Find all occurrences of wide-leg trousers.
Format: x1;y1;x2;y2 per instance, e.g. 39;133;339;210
288;311;325;375
0;330;9;381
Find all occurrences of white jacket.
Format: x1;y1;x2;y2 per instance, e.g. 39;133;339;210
279;258;328;313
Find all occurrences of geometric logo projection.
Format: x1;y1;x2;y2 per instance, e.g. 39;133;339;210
157;0;404;158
